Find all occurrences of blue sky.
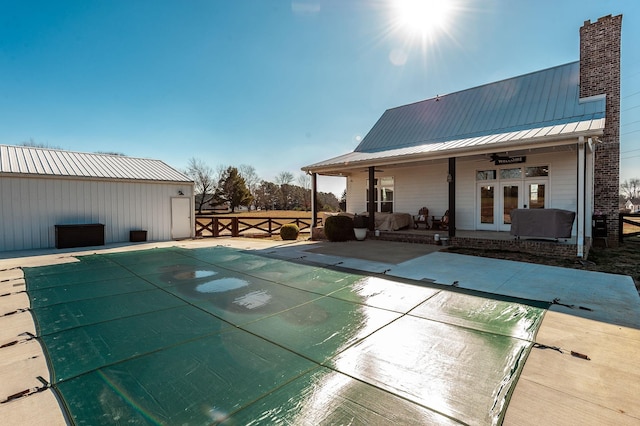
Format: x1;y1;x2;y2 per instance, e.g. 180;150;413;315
1;0;639;196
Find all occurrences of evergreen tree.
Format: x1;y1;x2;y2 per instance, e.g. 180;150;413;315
214;167;253;212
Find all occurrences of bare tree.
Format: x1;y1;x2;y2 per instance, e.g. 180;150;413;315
297;173;312;211
255;181;281;210
185;158;216;214
275;172;295;210
239;164;261;211
275;171;294;186
620;178;640;200
95;151;126;156
297;173;310;189
20;138;62;150
214;164;228;184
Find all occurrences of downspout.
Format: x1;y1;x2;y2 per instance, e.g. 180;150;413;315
577;137;585;258
311;173;318;235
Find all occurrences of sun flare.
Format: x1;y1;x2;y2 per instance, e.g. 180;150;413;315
393;0;455;41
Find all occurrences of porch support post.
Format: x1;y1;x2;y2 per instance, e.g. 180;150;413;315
311;173;318;231
577;138;586;258
368;166;376;231
448;157;456;237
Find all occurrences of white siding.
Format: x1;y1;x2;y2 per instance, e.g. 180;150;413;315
345;161;449;217
455;158;479;230
394;163;449;217
343;149;578;233
345;176;367;214
547;153;578;211
0;176;193;251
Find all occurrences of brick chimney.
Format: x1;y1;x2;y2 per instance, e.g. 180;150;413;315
580;14;622;246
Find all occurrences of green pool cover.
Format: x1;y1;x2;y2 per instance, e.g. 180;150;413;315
24;246;548;425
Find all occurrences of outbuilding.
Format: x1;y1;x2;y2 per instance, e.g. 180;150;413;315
0;145;194;251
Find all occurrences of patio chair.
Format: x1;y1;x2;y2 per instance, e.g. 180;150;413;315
413;207;430;229
432;210;449;230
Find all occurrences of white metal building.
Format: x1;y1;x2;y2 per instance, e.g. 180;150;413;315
0;145;195;252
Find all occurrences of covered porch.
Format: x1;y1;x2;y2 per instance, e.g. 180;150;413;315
312;225;582;260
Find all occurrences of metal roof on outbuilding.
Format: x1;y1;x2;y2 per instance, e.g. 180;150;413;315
0;145;192;183
303;61;606;172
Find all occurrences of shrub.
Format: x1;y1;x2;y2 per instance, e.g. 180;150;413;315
324;215;354;242
280;223;299;240
352;214;369;228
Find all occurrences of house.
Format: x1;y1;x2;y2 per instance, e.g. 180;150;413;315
303;15;622;256
625;198;640;213
0;145;195;251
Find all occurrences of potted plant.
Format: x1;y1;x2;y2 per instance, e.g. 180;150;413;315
352;214;369;241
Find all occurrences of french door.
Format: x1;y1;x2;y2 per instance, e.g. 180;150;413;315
499;183;522;231
476;182;524;231
477;183;496;230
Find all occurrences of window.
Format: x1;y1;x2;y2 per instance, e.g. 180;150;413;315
477;170;496;180
366;177;394;213
479;165;548;181
500;168;522;179
526;166;549;177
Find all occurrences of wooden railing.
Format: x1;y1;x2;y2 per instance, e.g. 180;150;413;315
195;215;322;238
619;213;640;243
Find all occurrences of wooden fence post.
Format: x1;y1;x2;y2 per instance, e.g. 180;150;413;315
619;212;623;244
232;218;239;237
212;218;219;237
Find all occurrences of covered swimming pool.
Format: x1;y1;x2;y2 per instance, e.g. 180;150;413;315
24;246;548;425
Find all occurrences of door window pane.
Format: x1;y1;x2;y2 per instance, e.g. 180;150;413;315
529;184;545;209
481;186;494;224
503;185;519;224
381;188;393;212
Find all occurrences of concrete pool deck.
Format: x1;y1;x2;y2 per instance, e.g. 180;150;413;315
1;237;639;425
